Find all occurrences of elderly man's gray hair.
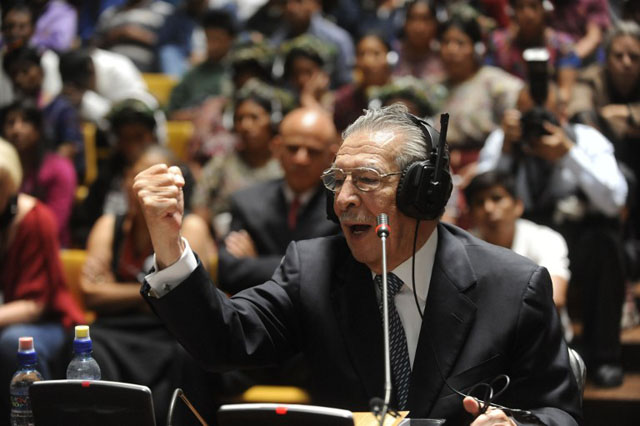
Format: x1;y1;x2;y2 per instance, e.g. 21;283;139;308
342;104;429;170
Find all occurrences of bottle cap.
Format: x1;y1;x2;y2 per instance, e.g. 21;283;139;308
75;325;90;339
17;336;37;365
73;325;93;353
18;337;34;351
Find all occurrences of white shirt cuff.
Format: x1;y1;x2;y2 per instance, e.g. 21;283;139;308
145;238;198;298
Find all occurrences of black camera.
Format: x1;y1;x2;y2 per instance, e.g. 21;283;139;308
521;106;559;145
519;48;556;145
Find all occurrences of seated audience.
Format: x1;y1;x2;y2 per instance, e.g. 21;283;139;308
269;0;354;88
330;0;405;45
80;144;215;422
3;46;85;178
191;80;285;239
280;34;335;111
78;98;159;240
0;138;83;422
0;2;62;113
392;0;444;83
367;75;446;119
569;20;640;298
218;106;341;293
167;8;237;120
334;32;394;132
486;0;580;107
156;0;209;78
29;0;78;52
546;0;610;63
465;170;573;341
93;0;174;72
184;40;291;166
75;0;129;46
437;9;523;177
1;100;76;246
569;21;640;164
58;47;154;129
477;83;629;387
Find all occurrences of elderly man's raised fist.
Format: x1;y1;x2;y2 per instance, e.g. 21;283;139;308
133;164;185;269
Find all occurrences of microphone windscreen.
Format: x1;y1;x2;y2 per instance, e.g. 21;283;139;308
376;214;390;237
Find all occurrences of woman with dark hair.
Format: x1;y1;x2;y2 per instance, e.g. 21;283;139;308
392;0;444;83
191;79;284;239
333;31;394;132
437;9;523;175
0;100;76;247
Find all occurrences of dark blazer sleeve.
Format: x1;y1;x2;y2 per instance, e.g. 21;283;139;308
218;248;284;294
142;248;303;372
502;266;581;426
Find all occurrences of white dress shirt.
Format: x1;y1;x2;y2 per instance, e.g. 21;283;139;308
373;228;437;368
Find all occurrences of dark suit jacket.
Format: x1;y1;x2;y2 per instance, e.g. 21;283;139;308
144;223;582;425
218;179;341;293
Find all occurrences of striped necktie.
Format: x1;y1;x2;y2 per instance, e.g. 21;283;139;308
375;273;411;410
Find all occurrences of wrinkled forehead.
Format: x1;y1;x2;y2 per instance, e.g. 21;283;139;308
336;129;404;169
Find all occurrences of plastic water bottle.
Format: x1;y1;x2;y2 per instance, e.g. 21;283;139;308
66;325;101;380
9;337;43;426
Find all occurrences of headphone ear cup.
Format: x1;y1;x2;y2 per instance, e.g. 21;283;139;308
325;188;339;224
396;158;454;221
396;161;429;219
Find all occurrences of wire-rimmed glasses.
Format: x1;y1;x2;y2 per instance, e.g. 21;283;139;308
321;167;402;193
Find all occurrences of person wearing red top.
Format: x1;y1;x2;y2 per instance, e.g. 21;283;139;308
1;100;77;247
0;138;83;422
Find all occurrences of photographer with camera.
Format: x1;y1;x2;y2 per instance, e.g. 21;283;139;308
476;59;629;387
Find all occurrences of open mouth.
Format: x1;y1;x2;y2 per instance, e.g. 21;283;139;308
347;224;372;235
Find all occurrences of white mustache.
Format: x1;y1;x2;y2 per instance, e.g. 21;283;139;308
339;212;375;223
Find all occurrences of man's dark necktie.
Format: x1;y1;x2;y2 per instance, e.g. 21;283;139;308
375;273;411;410
288;196;301;230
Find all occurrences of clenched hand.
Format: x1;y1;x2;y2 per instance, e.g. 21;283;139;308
133;164;185;269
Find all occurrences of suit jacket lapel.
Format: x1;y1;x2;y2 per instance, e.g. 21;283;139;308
408;224;478;418
331;253;385;401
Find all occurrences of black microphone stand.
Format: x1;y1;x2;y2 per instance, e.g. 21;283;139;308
373;214;393;426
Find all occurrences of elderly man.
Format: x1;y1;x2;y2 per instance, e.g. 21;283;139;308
218;107;341;293
134;105;581;425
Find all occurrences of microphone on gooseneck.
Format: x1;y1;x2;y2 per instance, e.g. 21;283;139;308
370;213;393;426
376;214;390;238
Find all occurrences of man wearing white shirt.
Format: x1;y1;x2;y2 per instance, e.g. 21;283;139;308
465;170;573;342
477;87;628;388
134;104;581;425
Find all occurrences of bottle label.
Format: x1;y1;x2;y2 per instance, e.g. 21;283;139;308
10;393;34;425
10;393;31;411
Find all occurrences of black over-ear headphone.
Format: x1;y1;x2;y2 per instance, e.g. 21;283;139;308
325;113;453;223
396;113;452;220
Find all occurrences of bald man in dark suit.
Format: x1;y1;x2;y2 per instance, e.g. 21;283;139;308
218;107;341;293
